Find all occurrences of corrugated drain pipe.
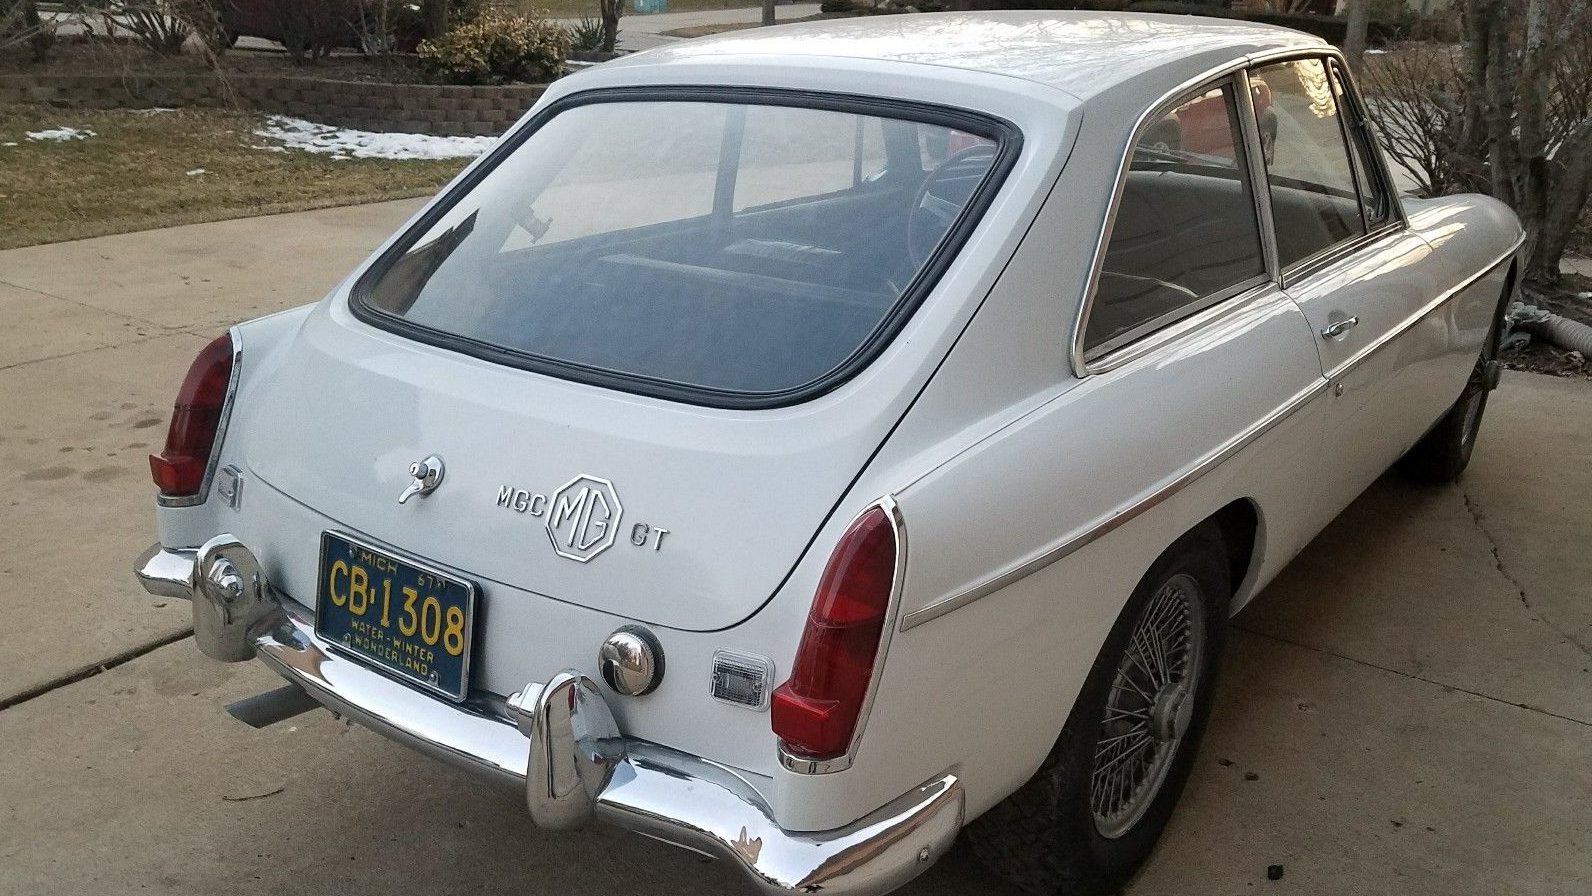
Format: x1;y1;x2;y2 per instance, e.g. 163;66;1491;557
1509;302;1592;356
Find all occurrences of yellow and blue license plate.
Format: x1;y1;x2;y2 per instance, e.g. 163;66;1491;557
315;532;477;702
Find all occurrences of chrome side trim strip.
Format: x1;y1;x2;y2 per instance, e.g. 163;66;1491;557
1321;239;1521;383
899;377;1327;632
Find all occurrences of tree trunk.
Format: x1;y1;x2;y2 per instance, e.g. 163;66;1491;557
424;0;446;41
1528;116;1592;284
1343;0;1370;74
762;0;775;27
601;0;621;53
22;0;51;62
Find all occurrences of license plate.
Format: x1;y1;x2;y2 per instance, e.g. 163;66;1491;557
315;532;477;702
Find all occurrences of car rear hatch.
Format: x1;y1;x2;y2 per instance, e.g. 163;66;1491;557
241;307;906;632
242;95;1019;633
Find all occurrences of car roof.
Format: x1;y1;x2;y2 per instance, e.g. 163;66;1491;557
611;11;1329;102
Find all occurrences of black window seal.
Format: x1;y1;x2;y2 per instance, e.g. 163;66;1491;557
345;85;1024;411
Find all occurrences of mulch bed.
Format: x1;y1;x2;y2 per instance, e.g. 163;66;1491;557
1502;272;1592;380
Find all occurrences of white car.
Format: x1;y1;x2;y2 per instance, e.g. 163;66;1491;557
135;12;1522;896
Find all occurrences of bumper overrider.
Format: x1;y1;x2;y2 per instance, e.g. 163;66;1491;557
135;535;963;896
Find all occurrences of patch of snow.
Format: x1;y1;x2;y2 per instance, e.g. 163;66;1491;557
26;127;96;142
1366;48;1389;55
132;107;177;115
253;115;495;161
2;141;16;147
186;168;207;176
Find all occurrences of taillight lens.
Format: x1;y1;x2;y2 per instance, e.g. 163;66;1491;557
150;334;235;498
772;505;897;760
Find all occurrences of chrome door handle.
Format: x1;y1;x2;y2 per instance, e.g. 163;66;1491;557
1320;316;1359;339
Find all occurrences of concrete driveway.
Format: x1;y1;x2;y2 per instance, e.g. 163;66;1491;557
0;202;1587;895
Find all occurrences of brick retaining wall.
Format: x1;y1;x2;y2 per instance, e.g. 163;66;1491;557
0;73;547;137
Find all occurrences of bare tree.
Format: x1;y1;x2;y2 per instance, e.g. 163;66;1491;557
763;0;774;27
1;0;54;61
1361;45;1467;196
1458;0;1592;284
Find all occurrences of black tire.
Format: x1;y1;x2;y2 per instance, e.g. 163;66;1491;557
967;525;1231;896
1396;285;1507;484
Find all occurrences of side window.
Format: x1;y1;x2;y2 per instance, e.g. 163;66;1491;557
1251;58;1367;269
1330;64;1393;229
733;108;887;212
1084;82;1267;354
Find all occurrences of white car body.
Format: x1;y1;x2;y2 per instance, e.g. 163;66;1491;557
136;12;1522;895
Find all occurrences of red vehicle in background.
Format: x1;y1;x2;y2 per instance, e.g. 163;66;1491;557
1142;78;1278;163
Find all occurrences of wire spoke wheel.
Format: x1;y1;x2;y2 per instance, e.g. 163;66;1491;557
1090;572;1206;839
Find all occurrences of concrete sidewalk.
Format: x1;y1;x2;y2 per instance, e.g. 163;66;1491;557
0;202;1588;894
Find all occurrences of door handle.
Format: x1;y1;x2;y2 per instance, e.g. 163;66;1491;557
1321;316;1359;339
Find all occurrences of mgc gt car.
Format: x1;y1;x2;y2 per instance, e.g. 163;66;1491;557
136;12;1522;896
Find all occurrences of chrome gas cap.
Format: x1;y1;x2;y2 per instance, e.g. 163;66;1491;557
598;626;664;696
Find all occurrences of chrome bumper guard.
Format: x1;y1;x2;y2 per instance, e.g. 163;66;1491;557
135;537;963;896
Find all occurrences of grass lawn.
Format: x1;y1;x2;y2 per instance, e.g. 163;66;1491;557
0;104;468;250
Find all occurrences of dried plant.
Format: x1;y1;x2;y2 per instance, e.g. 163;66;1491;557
1360;45;1469;197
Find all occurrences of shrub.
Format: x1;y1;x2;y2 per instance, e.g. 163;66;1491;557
819;0;858;12
270;0;346;63
418;9;569;85
102;0;223;56
566;14;604;52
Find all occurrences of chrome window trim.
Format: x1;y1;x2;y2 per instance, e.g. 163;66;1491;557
778;494;907;775
1254;54;1411;288
1074;75;1269;367
1086;279;1280;375
156;326;243;509
1084;274;1271;367
1278;219;1408;290
900;375;1328;632
1069;46;1396;378
1329;57;1407;230
1235;68;1282;278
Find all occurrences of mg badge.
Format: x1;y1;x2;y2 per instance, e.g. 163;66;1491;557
546;475;623;562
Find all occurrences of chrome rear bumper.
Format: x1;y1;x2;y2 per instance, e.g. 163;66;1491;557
135;538;963;896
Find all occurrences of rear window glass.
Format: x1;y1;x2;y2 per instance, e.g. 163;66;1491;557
356;99;1008;401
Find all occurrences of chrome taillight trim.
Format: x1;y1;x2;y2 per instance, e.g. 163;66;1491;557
777;495;907;775
156;327;243;508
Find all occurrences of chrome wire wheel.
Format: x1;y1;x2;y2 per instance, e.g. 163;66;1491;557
1090;572;1206;839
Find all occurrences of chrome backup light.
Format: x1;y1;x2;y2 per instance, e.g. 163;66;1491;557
710;649;774;711
598;626;664;697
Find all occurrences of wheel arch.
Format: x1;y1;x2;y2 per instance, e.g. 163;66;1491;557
1208;498;1263;612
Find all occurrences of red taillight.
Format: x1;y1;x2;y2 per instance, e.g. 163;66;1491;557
150;334;235;497
771;505;897;760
